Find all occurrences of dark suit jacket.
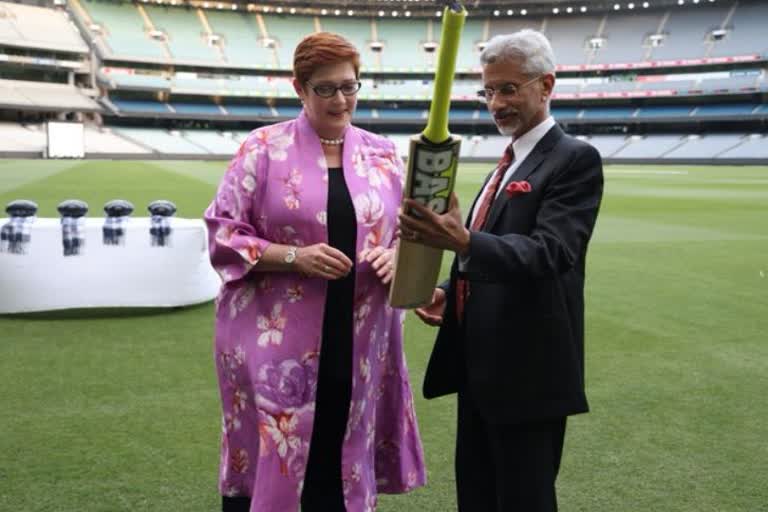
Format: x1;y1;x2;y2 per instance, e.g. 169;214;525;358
423;124;604;424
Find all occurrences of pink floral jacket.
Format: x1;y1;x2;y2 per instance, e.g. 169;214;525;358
204;112;426;511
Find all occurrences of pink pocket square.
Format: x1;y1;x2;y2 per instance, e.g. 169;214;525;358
505;180;532;197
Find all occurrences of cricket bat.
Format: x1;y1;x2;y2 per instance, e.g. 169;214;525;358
388;0;466;309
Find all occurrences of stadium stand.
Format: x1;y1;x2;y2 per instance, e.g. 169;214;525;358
718;134;768;159
0;0;87;53
231;131;252;144
636;106;693;118
0;79;100;112
205;10;273;68
168;102;223;115
109;99;171;114
78;0;167;60
709;3;768;58
582;107;637;119
115;128;209;154
700;74;760;93
0;123;46;156
222;103;273;117
354;108;374;119
377;18;429;71
3;121;763;163
0;0;765;163
550;107;582;119
273;105;302;117
583;135;630;158
181;130;241;154
488;17;545;41
143;5;222;64
384;134;411;160
695;103;758;116
96;69;768;101
663;134;746;159
377;108;424;120
263;13;315;69
612;135;686;159
71;1;768;69
544;16;603;67
318;17;377;70
468;135;512;159
99;70;170;90
450;18;485;72
648;7;730;61
83;126;151;155
593;14;661;65
101;98;766;124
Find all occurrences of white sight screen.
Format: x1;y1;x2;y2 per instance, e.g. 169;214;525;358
47;122;85;158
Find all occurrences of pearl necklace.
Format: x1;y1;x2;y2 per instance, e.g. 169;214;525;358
319;137;344;146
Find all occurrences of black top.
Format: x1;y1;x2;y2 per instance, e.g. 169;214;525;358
320;167;357;380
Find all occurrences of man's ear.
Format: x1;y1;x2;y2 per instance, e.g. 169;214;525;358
541;73;555;102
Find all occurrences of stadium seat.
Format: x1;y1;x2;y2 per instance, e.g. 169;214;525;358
0;1;87;53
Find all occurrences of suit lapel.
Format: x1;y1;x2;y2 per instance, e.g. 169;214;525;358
484;125;564;231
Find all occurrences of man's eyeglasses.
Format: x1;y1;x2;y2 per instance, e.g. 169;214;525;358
477;75;542;101
307;81;362;98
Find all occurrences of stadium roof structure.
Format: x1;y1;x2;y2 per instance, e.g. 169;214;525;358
142;0;733;19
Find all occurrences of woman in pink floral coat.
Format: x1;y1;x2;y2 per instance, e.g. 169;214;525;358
204;33;426;512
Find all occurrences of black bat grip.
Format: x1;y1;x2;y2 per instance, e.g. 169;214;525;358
446;0;463;13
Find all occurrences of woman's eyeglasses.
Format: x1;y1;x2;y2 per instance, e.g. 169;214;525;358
307;81;362;98
477;75;542;101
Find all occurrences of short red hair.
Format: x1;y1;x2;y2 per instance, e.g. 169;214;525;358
293;32;360;84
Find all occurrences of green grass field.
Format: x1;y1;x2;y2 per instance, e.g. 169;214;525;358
1;159;767;511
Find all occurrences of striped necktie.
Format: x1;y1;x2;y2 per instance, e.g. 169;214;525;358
455;145;514;323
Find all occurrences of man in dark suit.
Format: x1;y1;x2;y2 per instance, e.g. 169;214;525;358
398;29;603;511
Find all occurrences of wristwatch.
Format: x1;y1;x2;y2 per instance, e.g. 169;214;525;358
284;246;298;265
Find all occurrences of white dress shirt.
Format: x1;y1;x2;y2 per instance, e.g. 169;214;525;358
458;116;556;270
469;116;556;226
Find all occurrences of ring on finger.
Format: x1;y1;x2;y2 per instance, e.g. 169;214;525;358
323;264;329;272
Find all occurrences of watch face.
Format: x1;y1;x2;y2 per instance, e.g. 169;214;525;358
285;250;296;263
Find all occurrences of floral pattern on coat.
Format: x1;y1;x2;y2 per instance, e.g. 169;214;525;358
205;112;426;511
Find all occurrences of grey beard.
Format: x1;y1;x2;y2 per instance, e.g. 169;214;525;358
496;123;518;137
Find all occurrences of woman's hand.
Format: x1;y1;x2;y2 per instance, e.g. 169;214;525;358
414;288;446;326
365;246;395;285
295;243;353;280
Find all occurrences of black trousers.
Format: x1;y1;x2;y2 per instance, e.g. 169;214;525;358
221;374;351;512
455;392;567;512
300;374;351;512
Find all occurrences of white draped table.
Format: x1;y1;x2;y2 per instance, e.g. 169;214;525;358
0;217;221;314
